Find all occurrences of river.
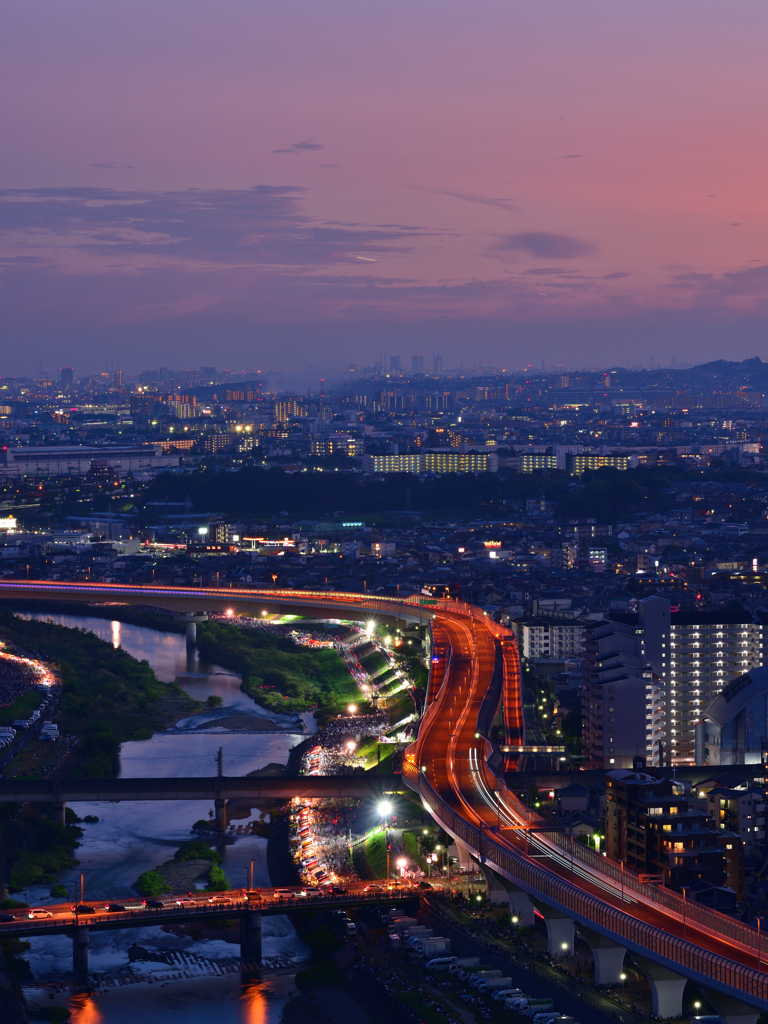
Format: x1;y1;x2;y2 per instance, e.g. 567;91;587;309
15;612;314;1024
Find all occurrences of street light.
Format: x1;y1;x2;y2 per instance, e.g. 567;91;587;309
378;802;392;880
560;942;569;956
620;973;627;1004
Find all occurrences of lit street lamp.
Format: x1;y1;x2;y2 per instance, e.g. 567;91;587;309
620;972;627;1004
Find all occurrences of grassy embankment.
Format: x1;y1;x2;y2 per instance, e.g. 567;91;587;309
0;610;204;893
0;608;200;778
196;620;370;722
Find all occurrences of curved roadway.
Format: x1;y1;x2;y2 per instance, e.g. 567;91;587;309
1;580;766;1004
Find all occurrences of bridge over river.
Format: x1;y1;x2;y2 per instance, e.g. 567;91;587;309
1;580;766;1021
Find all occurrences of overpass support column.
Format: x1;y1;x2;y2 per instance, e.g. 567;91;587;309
240;909;262;963
73;926;89;975
478;864;534;927
633;954;687;1019
53;801;66;828
531;899;574;956
454;839;475;874
577;926;627;986
704;991;760;1024
215;798;227;832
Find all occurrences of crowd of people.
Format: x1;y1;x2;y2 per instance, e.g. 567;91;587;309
301;713;391;776
289;800;357;886
0;644;56;708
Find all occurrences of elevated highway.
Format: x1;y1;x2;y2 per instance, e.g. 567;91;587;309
2;580;767;1017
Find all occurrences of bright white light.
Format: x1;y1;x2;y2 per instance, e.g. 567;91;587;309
346;740;356;752
226;608;234;617
198;527;208;535
348;704;357;714
378;801;392;817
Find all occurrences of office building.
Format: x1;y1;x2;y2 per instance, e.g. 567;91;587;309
412;354;424;372
60;367;74;387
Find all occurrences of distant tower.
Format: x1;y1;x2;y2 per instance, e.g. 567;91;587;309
390;355;401;372
433;352;443;372
114;369;123;387
60;367;74;387
412;354;424;372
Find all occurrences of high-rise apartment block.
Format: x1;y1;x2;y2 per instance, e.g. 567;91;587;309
60;366;74;387
583;597;765;768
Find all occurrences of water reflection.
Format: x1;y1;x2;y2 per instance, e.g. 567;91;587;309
70;994;104;1024
15;611;307;1022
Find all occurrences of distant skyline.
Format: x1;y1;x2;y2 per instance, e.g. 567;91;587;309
2;1;768;373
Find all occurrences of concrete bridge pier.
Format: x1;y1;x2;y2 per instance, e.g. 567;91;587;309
215;798;227;832
52;801;66;828
531;899;574;956
73;925;89;975
577;926;627;985
478;864;534;927
704;990;760;1024
633;954;687;1018
240;909;262;963
175;612;208;647
454;839;475;874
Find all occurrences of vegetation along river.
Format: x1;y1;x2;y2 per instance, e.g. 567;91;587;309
15;611;316;1024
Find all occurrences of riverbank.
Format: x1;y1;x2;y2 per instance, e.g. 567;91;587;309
196;620;368;721
0;599;185;635
0;609;202;778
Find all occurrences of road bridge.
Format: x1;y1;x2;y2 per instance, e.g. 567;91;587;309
0;885;416;975
3;579;768;1018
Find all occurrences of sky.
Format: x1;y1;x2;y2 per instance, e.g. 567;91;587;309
2;1;768;375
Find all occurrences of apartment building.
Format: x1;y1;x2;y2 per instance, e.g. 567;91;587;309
584;597;765;766
606;770;744;894
582;619;665;769
518;617;586;660
706;786;766;855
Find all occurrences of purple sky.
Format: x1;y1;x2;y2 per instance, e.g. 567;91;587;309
2;1;768;374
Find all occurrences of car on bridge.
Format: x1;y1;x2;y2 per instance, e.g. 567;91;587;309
28;909;53;919
72;904;96;915
207;895;234;905
105;904;127;913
